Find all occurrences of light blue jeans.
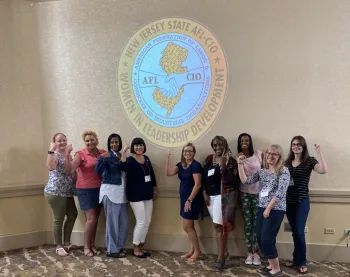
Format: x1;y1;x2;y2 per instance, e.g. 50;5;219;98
102;196;129;253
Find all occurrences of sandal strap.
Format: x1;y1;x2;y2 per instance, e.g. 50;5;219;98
56;247;68;255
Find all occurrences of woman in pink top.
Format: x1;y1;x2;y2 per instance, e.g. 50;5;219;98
236;133;262;266
66;130;105;257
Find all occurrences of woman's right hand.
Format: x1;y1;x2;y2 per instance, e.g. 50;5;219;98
203;191;210;206
122;145;130;153
166;151;171;159
49;142;57;152
237;154;246;164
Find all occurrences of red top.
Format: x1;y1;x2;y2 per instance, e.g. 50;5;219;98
76;148;105;189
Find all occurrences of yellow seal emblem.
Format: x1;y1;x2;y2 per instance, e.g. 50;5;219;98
118;17;227;148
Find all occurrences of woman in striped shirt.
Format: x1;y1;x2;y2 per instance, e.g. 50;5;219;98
284;136;327;274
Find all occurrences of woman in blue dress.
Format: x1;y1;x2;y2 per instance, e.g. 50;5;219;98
166;142;202;263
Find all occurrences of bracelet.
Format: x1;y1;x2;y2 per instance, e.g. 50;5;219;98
48;151;55;154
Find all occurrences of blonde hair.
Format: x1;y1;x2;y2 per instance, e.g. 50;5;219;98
82;130;98;143
262;144;285;175
181;142;196;167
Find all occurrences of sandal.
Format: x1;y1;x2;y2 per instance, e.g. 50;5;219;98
132;250;147;259
262;271;284;276
212;260;225;272
299;266;308;274
84;248;94;257
92;247;101;255
258;267;272;273
56;247;69;257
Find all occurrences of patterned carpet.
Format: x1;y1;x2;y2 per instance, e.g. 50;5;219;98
0;245;349;276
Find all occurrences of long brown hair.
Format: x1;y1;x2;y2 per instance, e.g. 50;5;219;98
181;142;196;167
285;135;310;166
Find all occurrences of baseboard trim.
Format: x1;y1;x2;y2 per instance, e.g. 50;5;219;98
67;231;350;263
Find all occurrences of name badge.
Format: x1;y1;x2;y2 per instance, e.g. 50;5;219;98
208;169;215;176
260;189;269;197
145;175;151;182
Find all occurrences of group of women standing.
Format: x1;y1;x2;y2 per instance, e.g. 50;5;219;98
45;131;157;259
44;131;327;276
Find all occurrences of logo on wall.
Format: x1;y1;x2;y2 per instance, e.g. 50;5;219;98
118;17;227;148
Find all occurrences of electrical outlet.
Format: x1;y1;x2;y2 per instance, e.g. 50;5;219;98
324;228;335;234
344;229;350;235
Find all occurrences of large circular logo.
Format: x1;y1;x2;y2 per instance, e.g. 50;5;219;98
118;18;227;148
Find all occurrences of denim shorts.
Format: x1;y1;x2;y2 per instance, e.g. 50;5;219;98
76;188;101;210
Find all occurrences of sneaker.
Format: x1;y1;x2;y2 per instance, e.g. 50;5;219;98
252;253;261;266
245;253;253;265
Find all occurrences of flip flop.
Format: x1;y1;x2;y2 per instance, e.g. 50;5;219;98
92;247;101;255
84;248;94;257
299;266;308;274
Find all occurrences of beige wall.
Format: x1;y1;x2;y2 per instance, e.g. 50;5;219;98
0;0;46;187
0;0;349;261
34;0;350;190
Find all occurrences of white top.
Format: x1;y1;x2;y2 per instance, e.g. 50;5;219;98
99;172;128;204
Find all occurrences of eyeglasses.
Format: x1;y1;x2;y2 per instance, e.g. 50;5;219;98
183;150;194;153
292;143;302;147
266;152;280;157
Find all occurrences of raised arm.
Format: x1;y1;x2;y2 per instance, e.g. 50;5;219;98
95;152;111;175
166;152;179;176
46;142;58;171
65;146;81;174
237;155;260;184
313;144;327;174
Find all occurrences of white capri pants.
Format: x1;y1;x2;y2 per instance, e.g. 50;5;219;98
130;200;153;245
208;195;223;225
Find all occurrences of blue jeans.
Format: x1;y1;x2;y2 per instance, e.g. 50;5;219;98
102;196;129;253
256;207;285;259
286;197;310;267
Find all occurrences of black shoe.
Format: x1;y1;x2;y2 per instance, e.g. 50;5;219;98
143;251;151;257
106;252;126;258
119;248;127;254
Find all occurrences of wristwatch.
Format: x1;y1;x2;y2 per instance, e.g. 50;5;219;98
48;151;55;154
187;199;192;203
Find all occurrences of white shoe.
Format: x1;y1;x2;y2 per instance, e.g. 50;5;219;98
252;253;261;266
245;253;253;265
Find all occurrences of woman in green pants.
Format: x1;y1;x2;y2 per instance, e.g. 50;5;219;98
236;133;262;266
45;133;78;256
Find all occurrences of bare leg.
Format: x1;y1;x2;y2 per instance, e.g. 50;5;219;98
183;219;201;260
269;257;281;274
84;209;98;256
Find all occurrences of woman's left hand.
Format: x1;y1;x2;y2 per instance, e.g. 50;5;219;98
184;201;191;212
153;188;158;201
263;208;271;218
